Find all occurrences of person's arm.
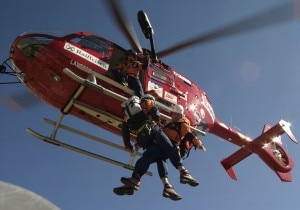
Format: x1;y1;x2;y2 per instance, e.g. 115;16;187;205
182;125;206;152
149;107;162;126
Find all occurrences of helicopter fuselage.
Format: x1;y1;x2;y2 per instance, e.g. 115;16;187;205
10;32;215;134
9;31;297;182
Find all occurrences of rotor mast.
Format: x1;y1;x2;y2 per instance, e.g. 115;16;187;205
137;11;157;61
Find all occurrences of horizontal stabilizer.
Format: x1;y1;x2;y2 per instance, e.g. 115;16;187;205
221;148;252;181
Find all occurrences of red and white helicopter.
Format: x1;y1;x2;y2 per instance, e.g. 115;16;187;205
0;0;298;181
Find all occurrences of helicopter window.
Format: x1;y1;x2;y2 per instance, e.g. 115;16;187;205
151;64;174;86
73;36;112;57
16;36;53;59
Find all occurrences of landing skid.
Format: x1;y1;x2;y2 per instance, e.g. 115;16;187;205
43;118;143;156
26;126;152;176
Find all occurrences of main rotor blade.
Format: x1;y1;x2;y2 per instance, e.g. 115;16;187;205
157;1;300;58
105;0;143;53
2;90;40;112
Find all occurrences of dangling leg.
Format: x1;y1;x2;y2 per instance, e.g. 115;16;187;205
121;122;133;151
120;144;160;191
152;126;199;187
157;159;182;201
151;126;182;168
127;75;144;97
112;69;128;86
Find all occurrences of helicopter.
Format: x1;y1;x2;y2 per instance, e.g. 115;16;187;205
0;0;298;181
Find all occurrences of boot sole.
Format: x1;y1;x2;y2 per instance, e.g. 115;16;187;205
163;193;182;201
180;179;199;187
113;187;134;196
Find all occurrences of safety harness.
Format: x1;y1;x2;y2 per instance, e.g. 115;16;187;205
164;121;195;159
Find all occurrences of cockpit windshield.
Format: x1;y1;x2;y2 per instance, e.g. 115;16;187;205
16;36;54;59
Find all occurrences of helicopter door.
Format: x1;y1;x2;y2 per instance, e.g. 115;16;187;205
143;63;176;105
106;47;127;78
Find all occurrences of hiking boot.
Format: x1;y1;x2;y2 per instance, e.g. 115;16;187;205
121;177;140;191
180;170;199;186
124;145;133;152
113;185;134;196
162;184;182;201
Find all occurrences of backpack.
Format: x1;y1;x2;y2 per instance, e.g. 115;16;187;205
121;96;147;130
121;96;143;118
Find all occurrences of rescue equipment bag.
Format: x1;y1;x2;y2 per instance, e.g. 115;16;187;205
121;96;142;118
122;96;147;131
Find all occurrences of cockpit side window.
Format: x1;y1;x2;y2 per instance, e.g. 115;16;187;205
72;35;112;57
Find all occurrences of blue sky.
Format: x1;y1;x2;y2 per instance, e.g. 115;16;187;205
1;0;300;209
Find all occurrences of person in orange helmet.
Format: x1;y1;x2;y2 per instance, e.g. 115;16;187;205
113;51;145;97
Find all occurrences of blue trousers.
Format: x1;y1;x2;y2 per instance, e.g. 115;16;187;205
133;125;182;178
127;75;144;98
122;122;132;149
112;69;144;98
156;158;168;178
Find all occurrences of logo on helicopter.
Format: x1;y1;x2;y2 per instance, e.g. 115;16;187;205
64;43;109;70
164;91;177;104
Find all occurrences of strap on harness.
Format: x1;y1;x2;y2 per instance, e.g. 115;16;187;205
136;120;155;134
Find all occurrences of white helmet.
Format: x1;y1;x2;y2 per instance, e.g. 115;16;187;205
170;104;184;115
141;94;155;102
